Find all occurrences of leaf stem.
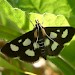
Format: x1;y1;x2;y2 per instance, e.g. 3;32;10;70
58;55;75;71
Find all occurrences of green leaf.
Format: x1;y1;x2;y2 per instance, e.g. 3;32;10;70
61;40;75;67
48;55;75;75
0;20;22;41
0;57;22;73
7;0;75;27
7;0;71;15
0;0;26;41
0;0;25;28
67;0;75;27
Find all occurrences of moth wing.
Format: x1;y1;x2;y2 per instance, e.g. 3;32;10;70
1;30;40;62
44;27;75;56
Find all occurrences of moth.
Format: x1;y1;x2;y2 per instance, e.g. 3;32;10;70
1;20;75;62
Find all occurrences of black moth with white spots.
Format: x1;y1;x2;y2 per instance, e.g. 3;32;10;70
1;20;75;62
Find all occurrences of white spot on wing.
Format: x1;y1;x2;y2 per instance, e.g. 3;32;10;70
25;49;35;56
33;42;39;50
51;42;59;51
50;32;57;38
61;29;68;38
57;29;60;32
23;38;31;46
44;39;50;46
18;39;22;43
10;44;19;51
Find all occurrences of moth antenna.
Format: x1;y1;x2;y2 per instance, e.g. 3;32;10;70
35;19;39;24
35;19;39;43
29;19;35;27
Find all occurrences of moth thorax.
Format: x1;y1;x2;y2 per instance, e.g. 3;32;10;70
41;28;46;36
34;29;38;38
34;27;46;38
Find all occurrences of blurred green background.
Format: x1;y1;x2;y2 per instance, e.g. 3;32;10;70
0;0;75;75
